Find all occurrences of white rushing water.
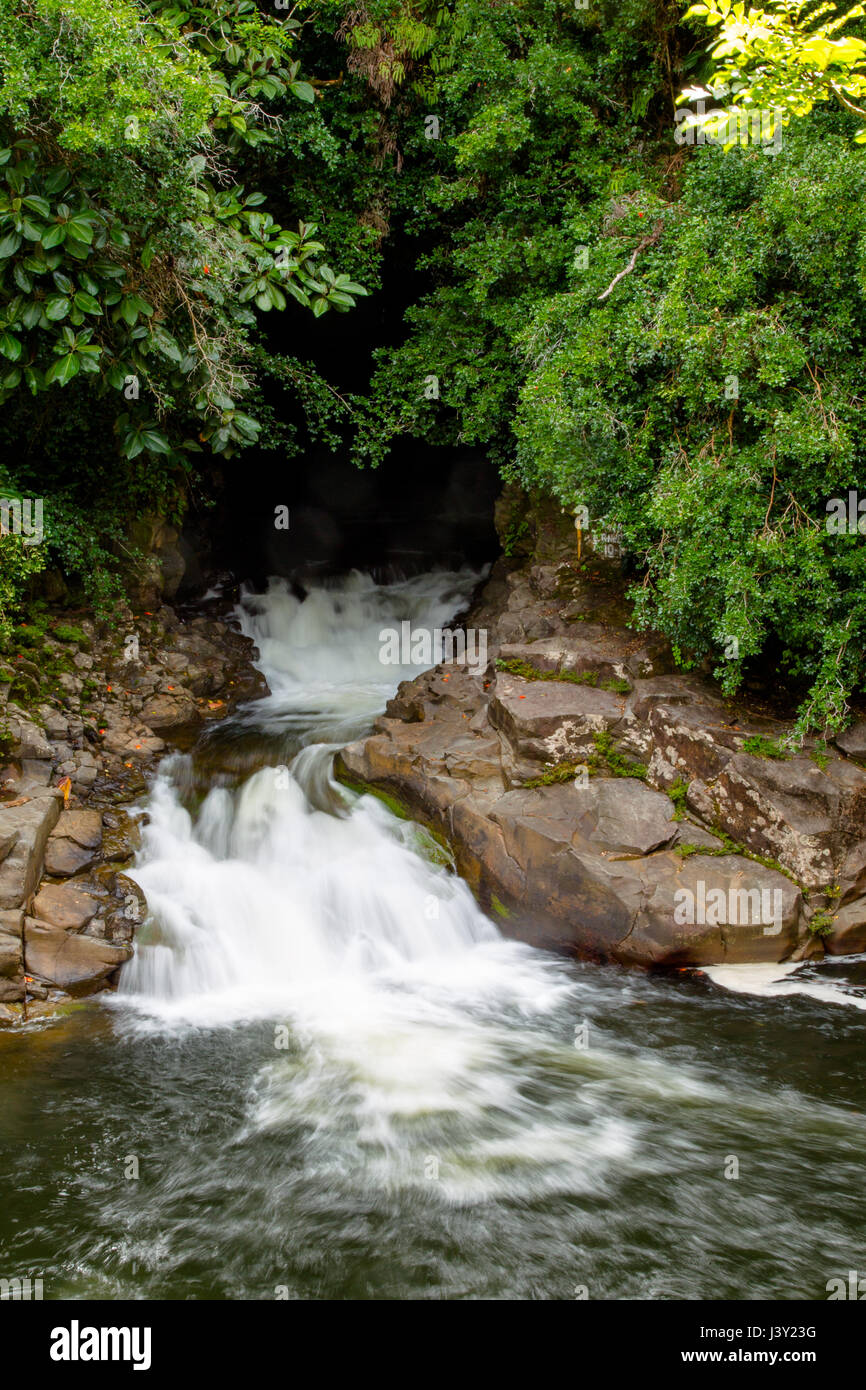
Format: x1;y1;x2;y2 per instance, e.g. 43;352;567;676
113;568;866;1219
117;571;605;1197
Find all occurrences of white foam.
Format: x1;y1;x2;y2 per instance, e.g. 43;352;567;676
703;961;866;1011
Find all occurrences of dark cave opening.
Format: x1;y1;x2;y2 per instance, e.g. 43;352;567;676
187;226;502;592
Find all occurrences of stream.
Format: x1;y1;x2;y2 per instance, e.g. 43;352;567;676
1;568;865;1301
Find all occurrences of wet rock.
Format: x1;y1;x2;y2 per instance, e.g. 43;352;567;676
569;779;677;857
824;898;866;955
23;919;131;994
0;928;23;1001
839;842;866;906
0;794;61;910
672;822;725;851
32;881;100;932
54;810;103;849
5;711;53;761
43;837;98;877
139;690;202;739
489;675;624;763
835;720;866;761
699;754;864;889
101;808;142;863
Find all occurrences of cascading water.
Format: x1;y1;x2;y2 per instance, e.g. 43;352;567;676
120;569;568;1022
2;567;866;1300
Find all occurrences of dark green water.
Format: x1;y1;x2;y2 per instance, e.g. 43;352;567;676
1;959;865;1300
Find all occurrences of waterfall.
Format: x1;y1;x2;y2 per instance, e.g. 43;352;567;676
119;569;572;1027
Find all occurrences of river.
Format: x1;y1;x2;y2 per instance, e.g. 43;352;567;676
1;568;864;1300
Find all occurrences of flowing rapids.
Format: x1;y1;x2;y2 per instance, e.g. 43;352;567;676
1;569;865;1301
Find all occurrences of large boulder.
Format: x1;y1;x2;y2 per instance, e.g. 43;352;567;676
479;784;799;965
824;898;866;956
32;881;100;932
568;779;677;857
0;794;61;910
43;809;103;877
835;720;866;761
4;709;53;761
688;753;866;888
0;912;23;1001
488;674;624;763
23;919;131;995
139;690;202;741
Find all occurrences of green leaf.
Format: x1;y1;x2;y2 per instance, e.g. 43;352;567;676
290;81;316;104
41;224;66;249
65;216;94;245
43;295;70;321
0;232;22;258
153;326;182;362
45;352;80;385
140;429;171;454
73;291;101;315
129;294;154;317
0;332;22;361
22;195;50;218
42;168;70;194
233;412;260;438
285;281;311;308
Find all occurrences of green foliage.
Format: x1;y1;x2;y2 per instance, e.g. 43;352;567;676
681;0;866;142
510;120;866;737
0;0;380;610
808;910;835;936
668;778;689;820
0;0;367;469
522;759;585;788
2;0;865;750
0;532;45;642
589;730;648;780
741;733;790;759
52;623;89;646
350;0;667;468
496;656;599;686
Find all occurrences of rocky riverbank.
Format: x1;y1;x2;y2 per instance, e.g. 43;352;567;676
338;494;866;968
0;591;267;1023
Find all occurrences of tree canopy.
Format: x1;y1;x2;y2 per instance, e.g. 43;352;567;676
2;0;866;737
